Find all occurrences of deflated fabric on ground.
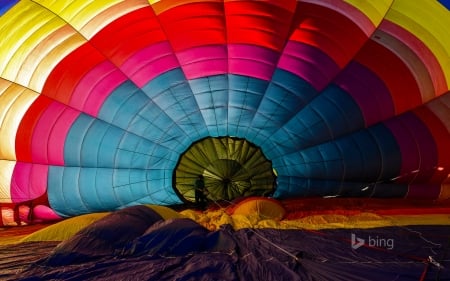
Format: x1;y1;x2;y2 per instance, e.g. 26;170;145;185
43;205;163;266
11;207;450;281
122;218;235;257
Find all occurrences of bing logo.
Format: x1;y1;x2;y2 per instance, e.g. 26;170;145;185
351;233;394;250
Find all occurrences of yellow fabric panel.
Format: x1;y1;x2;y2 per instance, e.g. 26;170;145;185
232;198;286;220
20;212;109;242
182;208;450;231
0;80;39;160
344;0;393;29
35;0;148;39
386;0;450;89
0;1;84;92
25;25;84;92
0;160;15;203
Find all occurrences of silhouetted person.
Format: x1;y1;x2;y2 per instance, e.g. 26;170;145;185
194;175;207;209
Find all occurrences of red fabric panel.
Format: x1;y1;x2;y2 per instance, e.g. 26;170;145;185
158;2;226;51
355;40;422;114
413;107;450;184
289;2;368;68
90;6;167;66
41;43;106;105
225;0;295;51
282;198;450;219
15;96;53;162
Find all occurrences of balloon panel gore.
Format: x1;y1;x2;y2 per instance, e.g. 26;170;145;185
174;137;276;202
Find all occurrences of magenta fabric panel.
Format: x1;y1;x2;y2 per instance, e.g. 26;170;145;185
69;61;127;117
228;44;279;81
177;45;228;79
33;204;62;220
30;102;67;164
11;162;48;203
46;108;80;165
121;42;179;87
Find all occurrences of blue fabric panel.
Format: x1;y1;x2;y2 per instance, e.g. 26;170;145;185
48;167;182;217
48;166;90;216
248;70;317;146
367;124;402;180
65;114;176;169
228;75;268;137
263;84;364;157
283;125;400;182
274;176;342;198
47;166;71;216
98;80;193;154
98;81;147;128
142;69;187;98
439;0;450;10
274;176;408;199
141;69;204;144
0;0;17;16
189;75;229;136
272;121;403;198
371;183;408;197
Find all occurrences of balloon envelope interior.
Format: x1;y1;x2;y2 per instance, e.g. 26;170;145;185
0;0;449;219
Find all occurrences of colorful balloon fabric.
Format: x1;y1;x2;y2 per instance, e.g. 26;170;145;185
0;0;450;220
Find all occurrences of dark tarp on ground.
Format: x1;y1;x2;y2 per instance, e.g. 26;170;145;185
2;206;449;281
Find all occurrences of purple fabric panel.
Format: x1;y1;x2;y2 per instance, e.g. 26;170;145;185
407;184;441;199
228;44;279;81
384;112;438;183
334;62;394;126
177;45;228;79
278;41;339;91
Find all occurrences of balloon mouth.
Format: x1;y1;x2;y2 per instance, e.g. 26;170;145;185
173;137;276;203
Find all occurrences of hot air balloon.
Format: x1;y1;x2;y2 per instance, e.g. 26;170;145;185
0;0;449;280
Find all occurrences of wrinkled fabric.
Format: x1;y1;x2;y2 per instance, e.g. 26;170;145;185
6;206;450;281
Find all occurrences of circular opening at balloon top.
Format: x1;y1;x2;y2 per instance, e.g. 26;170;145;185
174;137;276;203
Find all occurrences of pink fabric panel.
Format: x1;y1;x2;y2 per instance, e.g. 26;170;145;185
31;102;66;164
228;44;278;81
177;45;228;79
33;204;62;221
47;108;80;165
11;162;48;203
121;42;179;87
69;61;127;117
